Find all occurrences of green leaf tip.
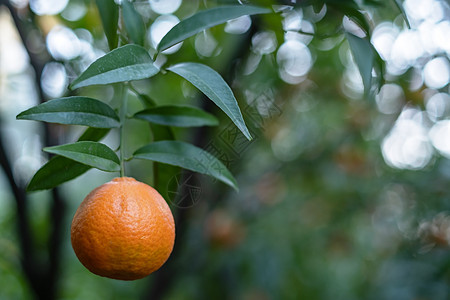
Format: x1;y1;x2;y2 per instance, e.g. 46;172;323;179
122;0;145;46
346;32;375;96
43;141;120;172
16;96;120;128
27;157;91;192
70;44;159;89
167;62;252;140
95;0;119;50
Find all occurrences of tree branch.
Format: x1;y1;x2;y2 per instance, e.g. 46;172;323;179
0;120;39;296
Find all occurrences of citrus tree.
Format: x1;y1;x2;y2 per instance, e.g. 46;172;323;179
1;0;449;299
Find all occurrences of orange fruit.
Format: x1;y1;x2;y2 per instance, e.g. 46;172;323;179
71;177;175;280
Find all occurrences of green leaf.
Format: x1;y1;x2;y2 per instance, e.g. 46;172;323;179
16;97;120;128
121;0;145;46
346;32;374;95
43;141;120;172
78;128;110;142
134;140;238;190
135;93;176;140
137;93;157;107
373;49;385;93
393;0;411;29
327;0;371;34
167;62;252;140
95;0;119;50
134;93;179;198
347;9;371;35
135;94;176;140
27;125;111;191
27;156;91;191
134;105;219;127
70;45;159;89
157;5;271;52
363;0;383;6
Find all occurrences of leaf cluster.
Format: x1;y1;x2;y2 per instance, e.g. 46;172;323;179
16;0;389;192
16;4;272;192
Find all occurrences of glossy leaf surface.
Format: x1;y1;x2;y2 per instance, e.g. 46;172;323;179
122;0;145;45
70;45;159;89
27;157;92;192
346;32;374;95
16;97;120;128
133;105;219;127
95;0;119;50
44;142;120;172
134;140;238;190
157;5;271;52
78;128;110;142
167;63;251;140
26;129;108;191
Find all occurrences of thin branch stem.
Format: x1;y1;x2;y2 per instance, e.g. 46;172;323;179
119;84;128;177
128;83;141;96
392;0;411;29
153;161;159;189
293;27;344;39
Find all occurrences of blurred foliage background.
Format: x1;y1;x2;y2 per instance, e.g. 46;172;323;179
1;0;450;299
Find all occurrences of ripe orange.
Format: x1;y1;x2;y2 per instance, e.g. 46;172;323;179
71;177;175;280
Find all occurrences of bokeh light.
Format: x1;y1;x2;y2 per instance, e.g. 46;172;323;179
432;20;450;55
382;108;433;170
271;127;301;162
149;0;181;15
390;30;425;74
46;25;81;61
423;57;450;89
0;8;32;82
282;9;302;31
404;0;445;23
341;63;364;98
225;15;252;34
1;1;450;298
149;14;182;54
277;40;312;84
371;22;399;61
426;92;450;121
61;1;87;22
271;6;320;85
41;62;68;98
372;0;449;78
195;31;220;58
429;120;450;158
29;0;69;15
367;0;449;170
376;84;405;115
252;31;277;55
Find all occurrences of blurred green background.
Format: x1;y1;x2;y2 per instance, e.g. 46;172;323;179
1;0;450;299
